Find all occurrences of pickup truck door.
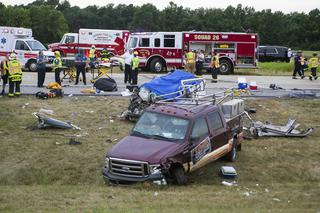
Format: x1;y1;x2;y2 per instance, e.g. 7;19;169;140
189;117;211;165
207;110;229;150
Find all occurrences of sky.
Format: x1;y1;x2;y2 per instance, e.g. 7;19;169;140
2;0;320;13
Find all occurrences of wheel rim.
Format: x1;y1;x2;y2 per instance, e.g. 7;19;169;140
29;62;37;71
220;63;229;73
154;62;163;72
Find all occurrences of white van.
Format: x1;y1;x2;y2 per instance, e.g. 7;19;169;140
0;26;54;71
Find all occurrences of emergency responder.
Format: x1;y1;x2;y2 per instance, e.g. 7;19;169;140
122;48;134;84
211;51;220;83
7;52;23;97
196;49;205;75
131;51;140;85
37;50;47;87
52;51;62;85
75;48;87;85
101;48;109;62
185;50;196;73
292;51;303;79
89;45;96;68
300;53;307;78
1;53;9;95
308;52;319;80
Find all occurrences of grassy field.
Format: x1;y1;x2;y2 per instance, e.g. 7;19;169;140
0;96;320;212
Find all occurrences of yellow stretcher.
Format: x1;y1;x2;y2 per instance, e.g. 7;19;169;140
61;66;77;83
90;60;113;83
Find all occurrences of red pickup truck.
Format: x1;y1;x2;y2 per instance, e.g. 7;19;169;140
103;99;244;184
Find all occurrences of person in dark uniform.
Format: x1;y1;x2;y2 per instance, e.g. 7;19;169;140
292;51;303;79
37;50;47;87
75;48;87;85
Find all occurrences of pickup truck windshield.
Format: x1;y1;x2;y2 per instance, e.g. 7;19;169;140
26;40;47;51
132;112;189;143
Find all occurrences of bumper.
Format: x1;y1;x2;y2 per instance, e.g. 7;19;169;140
102;167;164;183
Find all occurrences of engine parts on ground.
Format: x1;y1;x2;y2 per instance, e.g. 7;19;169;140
33;112;81;130
35;89;64;100
247;117;313;137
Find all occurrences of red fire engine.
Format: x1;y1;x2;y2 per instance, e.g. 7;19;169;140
48;29;130;57
127;31;259;74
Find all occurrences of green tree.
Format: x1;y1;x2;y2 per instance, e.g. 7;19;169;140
2;6;31;27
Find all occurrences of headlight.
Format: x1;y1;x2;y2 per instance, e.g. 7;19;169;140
149;164;161;175
105;157;110;169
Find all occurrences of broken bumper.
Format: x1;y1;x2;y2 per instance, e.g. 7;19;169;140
102;168;164;183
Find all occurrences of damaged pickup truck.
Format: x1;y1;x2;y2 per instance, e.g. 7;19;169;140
103;99;245;185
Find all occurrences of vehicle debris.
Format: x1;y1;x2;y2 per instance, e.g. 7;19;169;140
220;166;237;179
221;181;237;186
69;138;81;145
33;112;81;130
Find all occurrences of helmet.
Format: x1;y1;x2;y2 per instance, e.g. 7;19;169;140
54;51;60;57
9;52;17;60
134;51;138;55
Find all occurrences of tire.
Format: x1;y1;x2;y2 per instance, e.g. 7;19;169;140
172;166;187;185
225;139;237;162
149;58;165;73
219;58;233;75
26;59;37;72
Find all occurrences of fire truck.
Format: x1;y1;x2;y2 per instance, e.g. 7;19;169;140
0;26;54;71
127;31;259;74
48;29;130;58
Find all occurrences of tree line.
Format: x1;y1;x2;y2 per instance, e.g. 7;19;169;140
1;0;319;50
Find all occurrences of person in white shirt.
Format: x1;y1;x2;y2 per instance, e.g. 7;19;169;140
196;49;205;75
122;48;134;84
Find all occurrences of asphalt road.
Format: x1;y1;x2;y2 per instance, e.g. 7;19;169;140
2;71;320;97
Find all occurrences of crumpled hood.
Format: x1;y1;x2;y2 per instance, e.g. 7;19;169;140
108;136;182;164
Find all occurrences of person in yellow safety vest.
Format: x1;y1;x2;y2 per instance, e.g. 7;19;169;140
100;48;109;62
1;54;10;95
131;51;140;85
7;52;23;97
52;51;63;85
211;51;220;83
308;52;319;81
185;50;196;73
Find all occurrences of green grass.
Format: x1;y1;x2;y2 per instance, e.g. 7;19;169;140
0;96;320;212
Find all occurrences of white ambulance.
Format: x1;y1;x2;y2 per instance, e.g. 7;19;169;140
0;26;54;71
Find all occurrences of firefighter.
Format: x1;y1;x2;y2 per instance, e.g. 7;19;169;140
211;51;220;83
1;54;10;95
52;51;62;85
89;45;96;68
131;51;140;85
37;50;47;87
292;51;303;79
7;52;23;97
101;48;109;62
75;48;87;85
308;53;319;80
186;50;196;73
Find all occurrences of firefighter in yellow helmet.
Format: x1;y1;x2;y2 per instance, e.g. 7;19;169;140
89;45;97;68
52;51;62;85
309;52;319;80
185;50;196;73
7;52;23;97
131;51;140;85
211;51;220;83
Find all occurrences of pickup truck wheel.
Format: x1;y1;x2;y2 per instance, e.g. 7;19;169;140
172;166;187;185
225;140;237;162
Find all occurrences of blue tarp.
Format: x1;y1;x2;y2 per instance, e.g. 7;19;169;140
142;70;197;99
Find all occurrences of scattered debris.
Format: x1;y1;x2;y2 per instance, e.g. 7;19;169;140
221;181;237;186
121;89;132;97
109;119;114;123
273;198;281;202
243;192;251;197
153;179;167;185
22;103;29;109
154;192;159;197
269;84;284;90
265;188;270;193
68;94;73;97
81;88;96;94
33;112;81;130
69;138;81;145
105;139;113;143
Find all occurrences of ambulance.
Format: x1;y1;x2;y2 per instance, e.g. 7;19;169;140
0;26;54;71
48;29;130;58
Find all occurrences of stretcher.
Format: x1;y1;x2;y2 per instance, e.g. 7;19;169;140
90;60;114;83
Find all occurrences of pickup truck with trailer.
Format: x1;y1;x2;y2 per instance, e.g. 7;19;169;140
103;98;244;185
